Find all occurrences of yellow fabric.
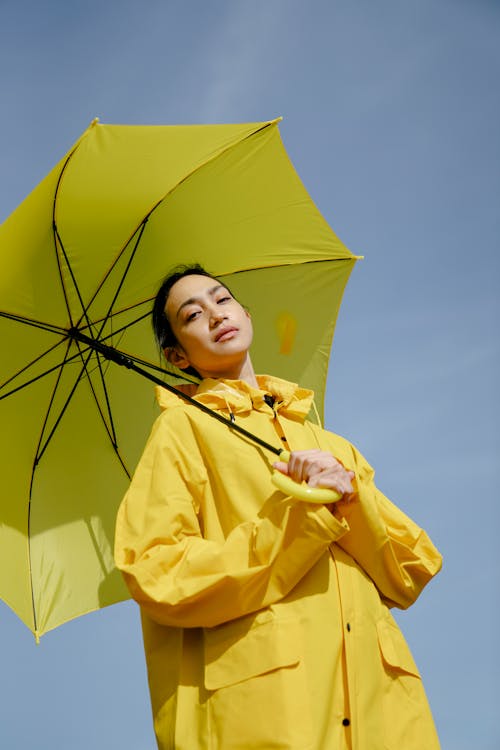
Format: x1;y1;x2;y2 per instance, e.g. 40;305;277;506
115;376;442;750
0;118;357;636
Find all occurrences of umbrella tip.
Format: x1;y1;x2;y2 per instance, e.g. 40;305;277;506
90;117;100;127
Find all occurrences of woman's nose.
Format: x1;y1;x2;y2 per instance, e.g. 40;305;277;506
209;308;226;327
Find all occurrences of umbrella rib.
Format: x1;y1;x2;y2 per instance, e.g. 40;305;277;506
94;308;151;340
69;120;281;327
0;344;91;400
35;353;92;464
215;256;359;277
27;456;40;640
52;223;74;328
74;221;148;332
0;310;68;336
95;220;149;338
32;339;74;466
0;310;70;390
87;350;131;479
85;298;151;329
24;353;96;641
50;125;110;334
53;224;98;336
91;350;118;445
31;341;130;477
51;145;82;330
0;313;73;398
71;298;151;344
25;338;81;641
137;120;280;224
1;336;68;392
34;345;95;465
25;340;74;639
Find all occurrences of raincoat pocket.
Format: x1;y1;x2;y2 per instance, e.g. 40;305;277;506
376;614;420;677
204;612;312;748
376;615;440;748
204;610;300;690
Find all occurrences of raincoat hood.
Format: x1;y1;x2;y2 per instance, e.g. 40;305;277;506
155;374;315;422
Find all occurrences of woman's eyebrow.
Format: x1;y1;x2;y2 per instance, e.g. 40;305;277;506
175;285;228;318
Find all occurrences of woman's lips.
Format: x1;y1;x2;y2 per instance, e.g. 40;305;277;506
215;327;238;342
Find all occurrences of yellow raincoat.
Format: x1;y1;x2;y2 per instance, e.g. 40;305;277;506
115;375;442;750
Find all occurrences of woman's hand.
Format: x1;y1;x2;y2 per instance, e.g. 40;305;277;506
273;449;355;498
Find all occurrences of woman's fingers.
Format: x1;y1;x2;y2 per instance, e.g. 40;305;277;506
307;468;355;494
287;449;324;483
273;450;355;496
272;460;290;475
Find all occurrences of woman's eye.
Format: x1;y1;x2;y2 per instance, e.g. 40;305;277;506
186;310;200;322
217;296;231;304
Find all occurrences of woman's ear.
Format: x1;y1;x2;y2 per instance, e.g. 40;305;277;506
164;345;190;370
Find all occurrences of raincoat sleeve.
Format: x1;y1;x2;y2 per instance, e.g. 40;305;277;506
324;433;442;609
114;410;348;629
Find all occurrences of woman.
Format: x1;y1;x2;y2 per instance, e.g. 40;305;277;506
114;265;442;749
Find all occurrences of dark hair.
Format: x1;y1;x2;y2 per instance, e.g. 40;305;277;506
152;264;224;378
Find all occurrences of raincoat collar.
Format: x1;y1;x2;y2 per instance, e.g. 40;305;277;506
156;375;314;423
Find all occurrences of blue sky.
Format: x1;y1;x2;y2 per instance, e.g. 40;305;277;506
1;1;499;748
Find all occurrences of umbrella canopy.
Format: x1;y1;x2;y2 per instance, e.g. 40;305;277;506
0;117;358;639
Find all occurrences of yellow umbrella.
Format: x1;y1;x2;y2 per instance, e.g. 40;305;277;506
0;117;359;640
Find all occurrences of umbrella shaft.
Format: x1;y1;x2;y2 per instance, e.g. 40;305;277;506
69;329;282;458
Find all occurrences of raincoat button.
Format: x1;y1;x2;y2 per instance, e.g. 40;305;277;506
342;718;350;727
281;436;287;442
346;622;351;632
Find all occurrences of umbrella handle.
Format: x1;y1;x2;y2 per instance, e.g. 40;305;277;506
271;450;342;504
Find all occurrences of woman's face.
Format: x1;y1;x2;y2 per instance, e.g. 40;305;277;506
164;274;253;379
